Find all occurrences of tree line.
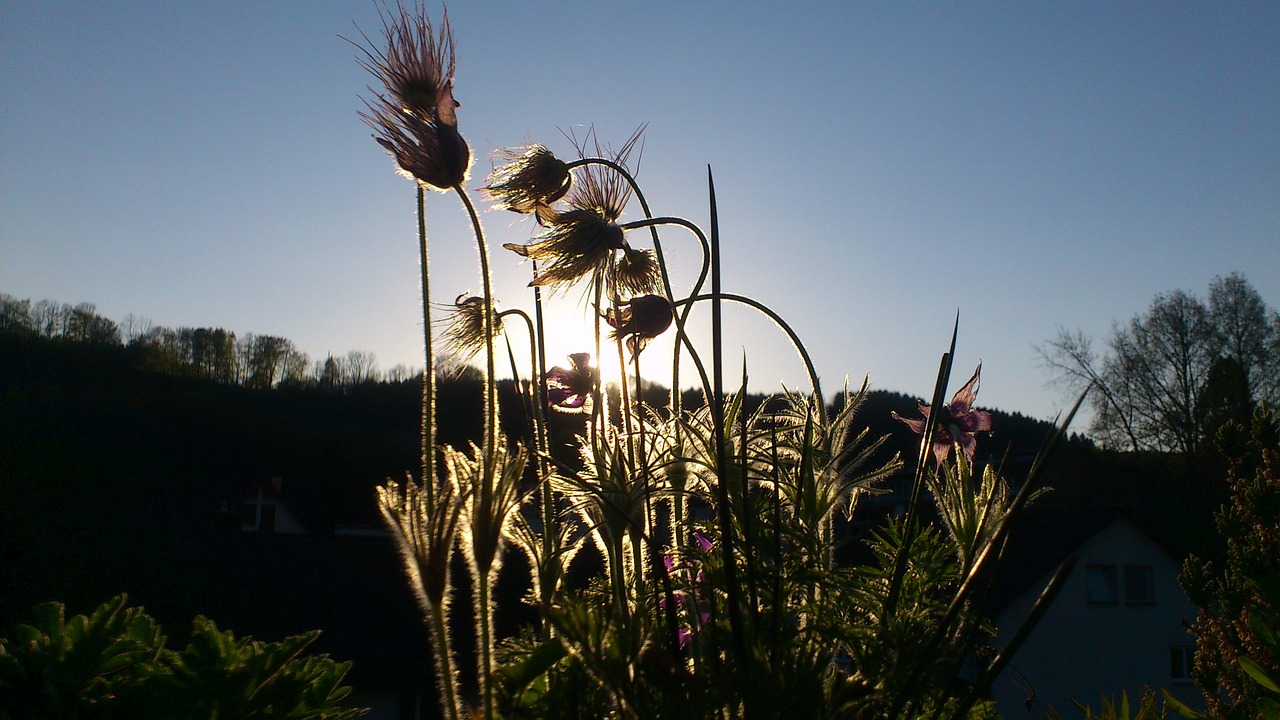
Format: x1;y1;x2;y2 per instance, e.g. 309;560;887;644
1038;272;1279;456
0;293;418;390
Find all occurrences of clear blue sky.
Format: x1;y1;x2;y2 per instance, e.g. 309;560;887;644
3;1;1277;422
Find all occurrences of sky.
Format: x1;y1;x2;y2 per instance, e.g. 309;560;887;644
3;1;1278;424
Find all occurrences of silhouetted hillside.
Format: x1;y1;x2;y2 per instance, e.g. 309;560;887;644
0;331;1225;693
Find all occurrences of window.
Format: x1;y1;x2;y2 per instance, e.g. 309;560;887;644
1170;645;1196;682
1086;564;1118;604
1124;564;1154;605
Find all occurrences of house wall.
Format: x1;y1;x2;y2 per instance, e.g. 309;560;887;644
992;518;1203;717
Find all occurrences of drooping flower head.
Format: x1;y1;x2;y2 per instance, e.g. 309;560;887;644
354;3;470;189
546;353;595;412
893;363;993;465
503;211;626;293
605;295;674;357
483;144;571;216
501;127;644;294
609;246;662;298
438;294;501;363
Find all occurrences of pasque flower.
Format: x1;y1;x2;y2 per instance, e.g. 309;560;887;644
893;363;993;465
605;295;674;357
356;3;470;189
377;476;467;609
503;210;626;293
546;353;595;411
438;294;501;362
609;246;662;298
501;129;642;293
483;144;571;216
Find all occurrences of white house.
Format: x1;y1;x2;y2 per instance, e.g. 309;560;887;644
990;509;1203;717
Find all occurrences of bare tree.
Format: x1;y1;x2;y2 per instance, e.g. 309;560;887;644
343;350;380;385
120;313;156;345
0;294;33;334
385;363;417;383
1039;274;1277;455
30;300;66;338
1208;272;1280;407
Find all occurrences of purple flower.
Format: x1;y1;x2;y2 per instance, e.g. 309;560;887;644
892;363;993;465
546;353;595;411
659;533;715;647
604;295;674;357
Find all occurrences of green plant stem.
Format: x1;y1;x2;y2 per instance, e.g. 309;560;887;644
672;293;825;424
428;601;462;720
477;569;495;720
452;185;498;492
417;185;437;509
529;261;557;636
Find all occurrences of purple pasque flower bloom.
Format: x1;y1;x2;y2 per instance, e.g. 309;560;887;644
659;532;714;647
605;295;674;357
546;353;595;411
892;363;993;465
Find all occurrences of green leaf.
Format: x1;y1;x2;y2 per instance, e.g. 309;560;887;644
1240;655;1280;693
1160;690;1205;719
497;637;566;689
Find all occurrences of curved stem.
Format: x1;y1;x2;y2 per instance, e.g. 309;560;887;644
574;160;714;410
675;293;826;424
453;186;499;488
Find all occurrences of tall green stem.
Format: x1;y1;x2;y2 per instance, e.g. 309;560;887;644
452;185;498;720
453;185;498;488
417;186;437;508
428;602;461;720
478;570;495;720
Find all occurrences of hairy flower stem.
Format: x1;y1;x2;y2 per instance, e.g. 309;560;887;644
575;158;712;553
616;337;637;468
633;351;657;569
499;307;558;634
417;186;437;508
428;601;462;720
452;185;499;720
452;185;498;492
613;214;711;404
477;569;495;720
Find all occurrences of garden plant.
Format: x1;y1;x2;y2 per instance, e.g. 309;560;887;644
355;5;1085;719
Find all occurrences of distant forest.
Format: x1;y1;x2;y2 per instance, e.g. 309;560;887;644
0;291;1222;636
0;291;1076;439
0;293;410;389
